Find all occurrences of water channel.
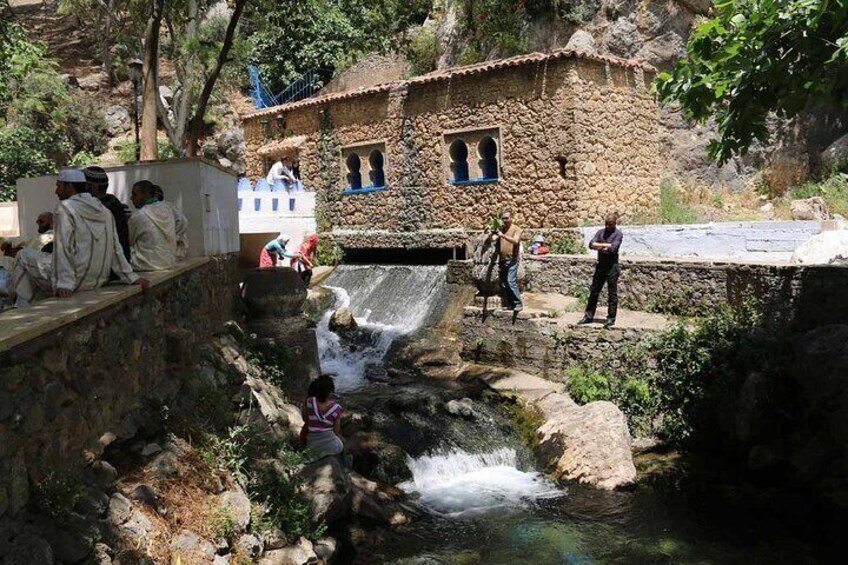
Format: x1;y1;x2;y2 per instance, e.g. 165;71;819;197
316;265;830;564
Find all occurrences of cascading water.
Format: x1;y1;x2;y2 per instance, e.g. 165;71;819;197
316;264;447;391
399;448;560;517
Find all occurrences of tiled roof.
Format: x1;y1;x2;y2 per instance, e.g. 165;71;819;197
257;135;307;157
242;48;657;120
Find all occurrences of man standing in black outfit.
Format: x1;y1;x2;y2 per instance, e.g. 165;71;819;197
83;166;132;261
579;212;623;328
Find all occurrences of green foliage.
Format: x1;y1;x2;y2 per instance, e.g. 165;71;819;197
565;365;612;403
659;178;700;224
251;466;326;544
116;139;181;163
458;0;528;59
552;237;587;255
213;505;238;542
33;470;83;518
507;401;545;450
791;172;848;217
247;0;431;93
0;127;57;201
405;26;440;77
200;424;253;485
316;239;344;267
655;0;848;165
246;340;290;389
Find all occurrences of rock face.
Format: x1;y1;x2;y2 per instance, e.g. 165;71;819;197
791;196;829;221
564;29;596;53
297;457;352;525
533;392;636;490
791;230;848;265
820;132;848;172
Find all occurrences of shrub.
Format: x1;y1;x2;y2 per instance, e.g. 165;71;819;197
316;239;343;266
251;467;326;543
791;173;848;218
565;365;611;404
659;178;700;224
0;127;57;201
405;26;439;77
34;470;83;517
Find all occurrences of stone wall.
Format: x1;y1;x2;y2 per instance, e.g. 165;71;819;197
461;307;660;379
0;256;240;520
520;255;848;328
243;53;660;247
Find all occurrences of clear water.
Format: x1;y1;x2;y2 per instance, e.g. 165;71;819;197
318;265;827;565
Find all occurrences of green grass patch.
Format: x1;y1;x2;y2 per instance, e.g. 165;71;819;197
659;178;701;224
791;173;848;217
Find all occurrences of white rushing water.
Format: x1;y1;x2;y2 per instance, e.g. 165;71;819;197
316;265;447;391
399;448;560;518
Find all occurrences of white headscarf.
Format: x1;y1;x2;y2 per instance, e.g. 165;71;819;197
277;233;290;246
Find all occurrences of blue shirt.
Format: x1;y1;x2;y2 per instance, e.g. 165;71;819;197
265;239;294;258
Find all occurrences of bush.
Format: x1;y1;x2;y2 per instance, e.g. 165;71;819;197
405;26;439;77
116;139;181;163
0;127;57;201
791;173;848;218
565;365;611;404
659;178;700;224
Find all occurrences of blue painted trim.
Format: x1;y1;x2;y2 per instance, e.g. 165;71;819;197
448;177;500;186
342;185;390;195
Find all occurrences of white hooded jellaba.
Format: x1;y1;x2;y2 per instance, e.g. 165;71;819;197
129;201;180;272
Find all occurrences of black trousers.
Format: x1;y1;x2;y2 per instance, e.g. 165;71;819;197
585;262;620;320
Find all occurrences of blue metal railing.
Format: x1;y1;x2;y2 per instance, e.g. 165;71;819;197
248;66;332;109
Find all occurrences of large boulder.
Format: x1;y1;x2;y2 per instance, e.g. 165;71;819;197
297;457;351;526
790;196;829;221
241;374;304;440
217;127;246;162
328;307;358;336
241;268;307;318
635;32;685;69
605;17;643;58
820;132;848;173
791;230;848;265
533;393;636;490
260;537;318;565
349;472;419;525
564;30;597;53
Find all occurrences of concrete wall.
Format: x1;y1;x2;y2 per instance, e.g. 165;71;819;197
580;221;821;262
0;255;240;520
15;158;240;257
243;54;660;248
0;203;19;238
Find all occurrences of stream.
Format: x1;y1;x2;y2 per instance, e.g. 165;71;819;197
316;265;828;564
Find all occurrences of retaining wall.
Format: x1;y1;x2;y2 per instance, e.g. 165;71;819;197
0;255;240;519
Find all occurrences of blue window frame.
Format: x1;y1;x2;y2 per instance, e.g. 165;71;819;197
343;146;390;195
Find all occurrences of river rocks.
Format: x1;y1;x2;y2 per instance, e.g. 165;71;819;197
170;529;217;559
329;306;358;335
790;196;829;221
241;374;304;440
345;431;412;485
297;457;351;525
791;230;848;265
534;393;636;490
260;537;318;565
219;487;252;530
349;472;419;525
445;398;475;418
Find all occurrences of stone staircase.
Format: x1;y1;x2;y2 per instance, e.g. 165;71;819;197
461;291;679;379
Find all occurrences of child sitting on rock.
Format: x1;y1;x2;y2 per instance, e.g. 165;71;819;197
302;374;345;462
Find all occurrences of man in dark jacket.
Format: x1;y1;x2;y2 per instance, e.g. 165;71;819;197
83;166;131;261
579;212;623;328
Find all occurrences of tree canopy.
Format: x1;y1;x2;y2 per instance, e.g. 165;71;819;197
655;0;848;165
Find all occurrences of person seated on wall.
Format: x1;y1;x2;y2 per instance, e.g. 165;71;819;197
128;180;186;272
266;155;298;192
302;374;345;462
83;166;131;262
528;234;550;256
258;232;300;268
0;212;54;301
152;184;189;260
291;234;318;286
8;169;149;307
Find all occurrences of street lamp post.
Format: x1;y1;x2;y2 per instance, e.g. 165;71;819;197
129;58;143;162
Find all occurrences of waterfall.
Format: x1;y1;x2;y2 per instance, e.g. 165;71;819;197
399;448;560;517
317;265;447;391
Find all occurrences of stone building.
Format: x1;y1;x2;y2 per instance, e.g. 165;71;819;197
241;49;660;254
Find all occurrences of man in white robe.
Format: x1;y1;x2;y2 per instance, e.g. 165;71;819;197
129;180;184;271
153;184;189;259
9;169;148;306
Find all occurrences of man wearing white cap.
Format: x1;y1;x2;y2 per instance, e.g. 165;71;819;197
9;169;149;306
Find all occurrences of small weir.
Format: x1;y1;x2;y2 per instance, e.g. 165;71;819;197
317;264;824;564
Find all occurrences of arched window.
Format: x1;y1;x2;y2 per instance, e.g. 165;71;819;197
369;149;385;187
449;139;469;183
346;153;362;191
478;136;498;180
